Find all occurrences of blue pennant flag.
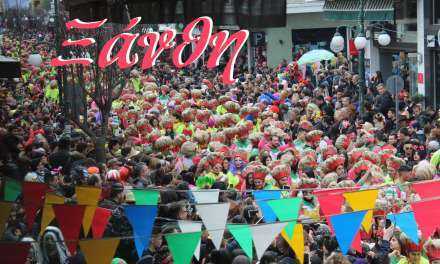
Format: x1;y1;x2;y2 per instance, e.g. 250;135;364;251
387;212;419;244
330;211;367;254
253;190;282;223
124;205;158;258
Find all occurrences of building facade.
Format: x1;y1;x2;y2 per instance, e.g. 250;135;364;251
264;0;439;107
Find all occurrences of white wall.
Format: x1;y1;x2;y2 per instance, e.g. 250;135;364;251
266;12;355;67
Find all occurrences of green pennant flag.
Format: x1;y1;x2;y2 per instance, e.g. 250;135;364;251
166;231;202;264
267;198;302;237
132;190;160;205
227;224;253;259
4;179;22;202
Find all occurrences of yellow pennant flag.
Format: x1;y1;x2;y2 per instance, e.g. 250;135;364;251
76;186;102;205
281;224;304;264
0;202;13;236
79;238;120;264
40;193;64;235
76;187;102;235
343;189;379;233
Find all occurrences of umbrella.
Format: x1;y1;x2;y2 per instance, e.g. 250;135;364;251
297;49;335;65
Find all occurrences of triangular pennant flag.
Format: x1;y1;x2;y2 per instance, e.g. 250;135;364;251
76;186;102;235
253;190;282;223
343;189;378;233
330;211;367;254
178;220;203;260
267;198;302;236
316;192;346;234
196;203;229;249
132;189;160;205
0;242;30;264
76;186;102;205
124;205;158;258
0;202;13;236
411;199;440;239
91;207;112;239
53;204;86;255
79;238;120;264
166;231;202;264
387;212;419;244
227;224;253;259
282;224;304;264
250;222;287;260
412;180;440;199
191;189;220;204
82;206;97;236
351;232;362;253
40;193;64;235
23;182;48;230
4;178;22;201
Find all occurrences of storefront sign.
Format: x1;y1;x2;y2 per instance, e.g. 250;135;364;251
251;32;265;47
427;35;436;47
418;73;424;84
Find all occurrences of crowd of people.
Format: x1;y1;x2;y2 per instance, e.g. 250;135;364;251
1;24;440;264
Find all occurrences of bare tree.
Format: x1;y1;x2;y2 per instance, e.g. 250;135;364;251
55;2;130;164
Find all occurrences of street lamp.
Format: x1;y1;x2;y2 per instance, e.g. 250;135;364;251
378;31;391;46
330;31;345;53
354;33;367;50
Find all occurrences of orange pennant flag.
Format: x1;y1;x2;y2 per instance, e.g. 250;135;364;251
76;187;102;235
40;193;65;235
343;189;379;233
0;202;13;236
79;238;120;264
281;224;304;264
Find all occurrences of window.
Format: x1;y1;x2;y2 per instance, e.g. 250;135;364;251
434;0;440;24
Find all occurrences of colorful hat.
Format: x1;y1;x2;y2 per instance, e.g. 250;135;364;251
299;177;319;189
387;156;405;170
271;164;291;181
298;155;318;171
252;165;270;181
335;134;351;151
154;136;173;151
321;155;345;174
180;141;197;157
347;160;372;182
299;120;313;131
306;130;323;144
363;151;380;165
321;145;338;160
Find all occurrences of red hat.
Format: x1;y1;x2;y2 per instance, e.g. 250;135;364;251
271;164;290;181
119;167;130;182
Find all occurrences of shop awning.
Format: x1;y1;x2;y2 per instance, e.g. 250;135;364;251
323;0;394;21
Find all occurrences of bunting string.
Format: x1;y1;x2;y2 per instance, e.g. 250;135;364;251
3;195;440;244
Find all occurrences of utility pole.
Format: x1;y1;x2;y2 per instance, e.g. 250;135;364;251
358;0;366;117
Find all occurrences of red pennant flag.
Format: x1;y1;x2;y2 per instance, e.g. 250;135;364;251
0;242;30;263
412;180;440;199
23;182;48;230
53;204;86;255
412;199;440;239
91;207;112;239
351;232;362;252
